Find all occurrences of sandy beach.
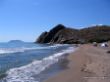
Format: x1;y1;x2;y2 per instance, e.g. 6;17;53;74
44;43;110;82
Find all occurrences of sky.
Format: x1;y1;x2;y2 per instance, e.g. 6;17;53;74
0;0;110;42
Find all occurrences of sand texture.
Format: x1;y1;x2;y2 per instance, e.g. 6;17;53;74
44;43;110;82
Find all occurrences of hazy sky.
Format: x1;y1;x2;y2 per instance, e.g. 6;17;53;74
0;0;110;42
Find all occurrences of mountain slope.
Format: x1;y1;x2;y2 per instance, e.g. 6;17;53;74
36;24;110;44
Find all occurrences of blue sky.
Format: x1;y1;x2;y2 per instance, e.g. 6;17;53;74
0;0;110;42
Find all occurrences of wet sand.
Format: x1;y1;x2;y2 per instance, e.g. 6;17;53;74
44;43;110;82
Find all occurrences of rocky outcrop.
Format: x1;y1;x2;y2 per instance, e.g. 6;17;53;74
37;31;48;43
50;28;80;44
43;24;66;43
36;24;110;44
36;24;81;44
36;24;66;43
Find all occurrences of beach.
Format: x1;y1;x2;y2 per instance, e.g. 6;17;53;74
44;43;110;82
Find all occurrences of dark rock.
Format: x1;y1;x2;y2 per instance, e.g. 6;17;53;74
36;31;48;43
35;24;110;44
36;24;66;43
50;28;79;44
43;24;66;43
107;51;110;54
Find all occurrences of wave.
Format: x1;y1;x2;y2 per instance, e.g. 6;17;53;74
2;47;75;82
0;44;66;54
0;48;24;54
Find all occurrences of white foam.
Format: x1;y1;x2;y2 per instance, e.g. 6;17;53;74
0;44;66;54
2;47;75;82
0;48;25;54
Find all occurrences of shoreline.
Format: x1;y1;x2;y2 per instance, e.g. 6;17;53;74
44;44;110;82
0;44;76;82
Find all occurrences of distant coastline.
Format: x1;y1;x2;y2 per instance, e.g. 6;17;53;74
8;40;24;43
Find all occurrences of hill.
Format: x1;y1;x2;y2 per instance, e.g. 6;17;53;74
36;24;110;44
8;40;24;43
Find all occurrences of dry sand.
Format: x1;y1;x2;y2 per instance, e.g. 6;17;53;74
44;43;110;82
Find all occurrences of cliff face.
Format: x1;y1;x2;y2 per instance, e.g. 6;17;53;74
43;24;66;43
36;24;80;44
51;28;80;44
36;24;66;43
36;24;110;44
37;31;48;43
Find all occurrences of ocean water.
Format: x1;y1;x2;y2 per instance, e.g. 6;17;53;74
0;41;76;82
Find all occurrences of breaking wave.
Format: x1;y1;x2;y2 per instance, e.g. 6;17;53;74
0;44;66;54
2;47;75;82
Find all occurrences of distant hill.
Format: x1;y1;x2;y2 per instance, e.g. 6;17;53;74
36;24;110;44
8;40;24;43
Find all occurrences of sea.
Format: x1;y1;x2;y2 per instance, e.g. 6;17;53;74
0;41;76;82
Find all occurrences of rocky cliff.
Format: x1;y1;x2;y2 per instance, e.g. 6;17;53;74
36;24;110;44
